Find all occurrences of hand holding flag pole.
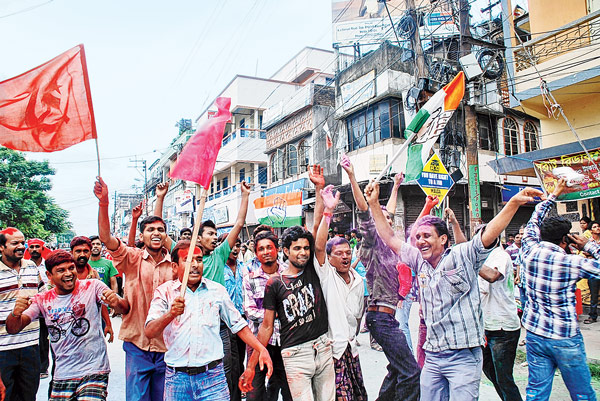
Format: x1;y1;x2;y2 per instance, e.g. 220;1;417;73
374;72;465;183
169;97;232;294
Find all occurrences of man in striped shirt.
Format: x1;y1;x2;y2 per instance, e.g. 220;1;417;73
365;182;542;401
0;227;44;401
521;178;599;400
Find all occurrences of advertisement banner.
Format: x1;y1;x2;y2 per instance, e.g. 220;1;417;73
416;152;454;203
533;147;600;201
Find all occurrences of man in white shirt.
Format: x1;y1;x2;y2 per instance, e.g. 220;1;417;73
478;244;523;401
314;185;367;400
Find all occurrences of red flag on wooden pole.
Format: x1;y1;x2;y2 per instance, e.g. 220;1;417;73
0;44;97;153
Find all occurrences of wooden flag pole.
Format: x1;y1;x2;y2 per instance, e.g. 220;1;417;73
180;184;208;294
374;132;416;183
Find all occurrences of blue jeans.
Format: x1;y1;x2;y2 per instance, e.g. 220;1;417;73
421;347;483;401
123;341;166;401
366;310;420;401
0;344;40;401
164;364;229;401
519;286;527;311
525;331;596;401
482;329;523;401
395;298;414;354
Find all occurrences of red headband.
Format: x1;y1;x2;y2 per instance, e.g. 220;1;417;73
27;238;45;247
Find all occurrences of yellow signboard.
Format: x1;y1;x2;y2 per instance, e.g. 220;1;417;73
416;152;454;203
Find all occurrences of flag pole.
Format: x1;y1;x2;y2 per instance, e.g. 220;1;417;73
374;132;416;183
180;184;208;294
94;138;101;176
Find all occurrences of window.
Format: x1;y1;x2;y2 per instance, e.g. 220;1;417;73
270;149;285;183
217;180;221;192
258;166;267;184
239;168;245;183
270;153;279;183
346;98;404;151
287;144;298;176
503;117;519;156
222;176;228;189
523;121;539;152
298;140;309;173
478;115;498;151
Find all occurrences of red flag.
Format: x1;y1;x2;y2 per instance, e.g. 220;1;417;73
169;97;232;188
0;44;97;152
326;133;333;150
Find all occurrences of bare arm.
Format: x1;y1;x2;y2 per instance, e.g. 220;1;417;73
144;297;184;339
154;183;173;250
364;182;403;253
94;177;120;251
101;304;114;343
309;165;326;237
481;187;544;248
479;265;502;283
236;326;273;376
385;173;403;215
128;201;143;247
6;297;33;334
245;309;275;370
226;182;251;249
315;186;340;265
445;208;467;244
340;154;368;211
110;276;118;294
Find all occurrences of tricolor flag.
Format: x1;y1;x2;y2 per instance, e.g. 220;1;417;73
0;44;97;152
253;191;302;228
323;122;333;150
404;72;465;181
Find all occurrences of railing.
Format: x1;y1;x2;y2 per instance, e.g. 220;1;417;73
207;183;267;202
514;10;600;72
222;128;266;147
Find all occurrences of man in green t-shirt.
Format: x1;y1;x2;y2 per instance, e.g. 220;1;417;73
89;235;118;293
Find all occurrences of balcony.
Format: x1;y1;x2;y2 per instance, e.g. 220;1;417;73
222;128;266;147
514;10;600;72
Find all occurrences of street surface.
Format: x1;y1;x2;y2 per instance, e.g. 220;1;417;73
37;305;600;400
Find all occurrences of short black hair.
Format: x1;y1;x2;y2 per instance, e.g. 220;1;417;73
282;226;314;252
139;216;166;233
89;235;100;243
592;221;600;228
180;227;192;236
416;216;450;249
46;250;75;273
253;224;272;239
70;236;92;250
540;216;572;246
255;231;279;249
199;220;216;236
171;240;203;264
0;228;20;247
581;216;592;224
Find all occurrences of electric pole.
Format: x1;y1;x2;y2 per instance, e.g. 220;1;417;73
459;0;482;236
129;158;148;214
406;0;428;79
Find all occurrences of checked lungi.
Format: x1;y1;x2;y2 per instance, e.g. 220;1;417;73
50;373;109;400
334;345;367;401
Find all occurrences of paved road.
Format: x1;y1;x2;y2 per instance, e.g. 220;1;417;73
37;305;600;400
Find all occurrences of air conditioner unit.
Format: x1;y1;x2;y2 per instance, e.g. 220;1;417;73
467;81;484;106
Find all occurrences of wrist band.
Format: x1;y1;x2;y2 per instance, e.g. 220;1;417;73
98;202;109;207
324;211;333;225
10;311;21;318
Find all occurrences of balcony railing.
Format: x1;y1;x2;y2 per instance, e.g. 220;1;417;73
207;183;267;202
222;128;266;147
514;10;600;72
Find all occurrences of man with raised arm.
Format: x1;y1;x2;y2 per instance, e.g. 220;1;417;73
94;177;174;401
364;180;542;401
314;185;367;401
340;154;420;400
521;179;599;400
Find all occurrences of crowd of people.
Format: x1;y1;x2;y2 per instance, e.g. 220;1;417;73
0;159;599;401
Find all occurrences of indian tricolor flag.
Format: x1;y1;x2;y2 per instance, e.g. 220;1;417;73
253;191;303;228
404;72;465;181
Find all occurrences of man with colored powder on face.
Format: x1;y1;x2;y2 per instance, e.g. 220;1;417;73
0;228;44;401
25;238;52;379
144;241;272;401
314;185;367;401
240;226;334;401
7;250;129;401
88;236;119;294
365;180;543;401
197;181;251;396
243;230;292;401
70;237;114;344
95;177;174;401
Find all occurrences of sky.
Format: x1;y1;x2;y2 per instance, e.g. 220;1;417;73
0;0;527;236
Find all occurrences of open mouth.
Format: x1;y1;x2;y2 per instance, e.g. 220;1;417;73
62;276;75;284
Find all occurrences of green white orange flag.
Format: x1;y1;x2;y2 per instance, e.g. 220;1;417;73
404;72;465;181
253;191;302;228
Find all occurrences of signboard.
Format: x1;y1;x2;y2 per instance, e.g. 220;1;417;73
332;0;404;47
340;70;375;111
468;165;481;219
369;154;388;173
266;108;313;150
213;206;230;225
533;147;600;201
263;178;307;198
501;184;543;204
416;153;454;202
175;189;194;214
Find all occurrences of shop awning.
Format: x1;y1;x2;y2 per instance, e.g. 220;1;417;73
487;137;600;177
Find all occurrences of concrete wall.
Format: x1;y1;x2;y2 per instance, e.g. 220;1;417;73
528;0;588;37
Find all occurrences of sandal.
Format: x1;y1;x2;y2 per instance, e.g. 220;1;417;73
519;339;526;346
584;318;597;324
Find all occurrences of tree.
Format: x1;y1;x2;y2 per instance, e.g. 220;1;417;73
0;147;72;240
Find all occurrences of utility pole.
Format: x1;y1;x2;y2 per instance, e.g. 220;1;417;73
129;158;148;214
459;0;482;235
406;0;428;79
113;191;117;235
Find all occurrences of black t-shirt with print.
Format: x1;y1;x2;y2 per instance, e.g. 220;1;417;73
263;262;328;349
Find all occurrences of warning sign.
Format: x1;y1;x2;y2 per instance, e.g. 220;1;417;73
416;152;455;203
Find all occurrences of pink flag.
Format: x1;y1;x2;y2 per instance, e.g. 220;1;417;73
169;97;231;188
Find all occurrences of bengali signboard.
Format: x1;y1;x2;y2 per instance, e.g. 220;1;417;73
533;147;600;201
340;70;376;111
266;108;313;151
416;152;454;203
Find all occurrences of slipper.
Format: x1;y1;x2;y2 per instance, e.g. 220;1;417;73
584;318;597;324
519;339;526;346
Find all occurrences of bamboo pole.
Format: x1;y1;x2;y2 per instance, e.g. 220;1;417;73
180;185;207;293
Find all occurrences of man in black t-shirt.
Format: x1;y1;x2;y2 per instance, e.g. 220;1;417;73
240;226;334;401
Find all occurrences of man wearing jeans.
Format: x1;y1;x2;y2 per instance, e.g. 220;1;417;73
366;181;542;401
521;179;599;400
478;246;523;401
241;226;334;401
584;221;600;324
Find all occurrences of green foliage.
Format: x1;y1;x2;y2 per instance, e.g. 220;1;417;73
0;148;72;240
